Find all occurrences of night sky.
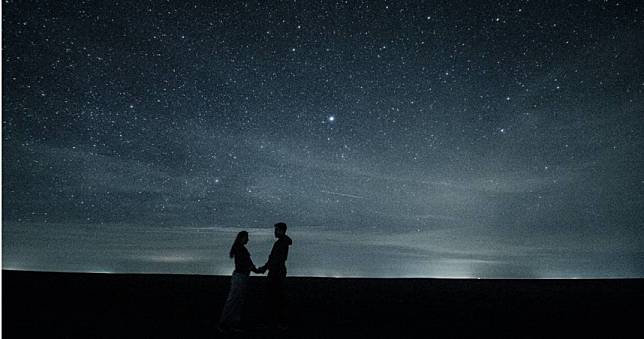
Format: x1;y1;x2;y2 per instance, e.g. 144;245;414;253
3;0;644;278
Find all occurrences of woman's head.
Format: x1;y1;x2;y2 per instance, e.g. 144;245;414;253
229;231;249;258
237;231;249;244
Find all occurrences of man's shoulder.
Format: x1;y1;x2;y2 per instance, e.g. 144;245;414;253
279;235;292;246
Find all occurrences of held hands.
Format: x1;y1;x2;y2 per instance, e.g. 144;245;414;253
252;265;267;275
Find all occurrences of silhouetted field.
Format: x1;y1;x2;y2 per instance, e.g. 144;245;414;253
3;270;642;338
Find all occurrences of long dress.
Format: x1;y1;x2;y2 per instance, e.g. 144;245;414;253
219;244;256;328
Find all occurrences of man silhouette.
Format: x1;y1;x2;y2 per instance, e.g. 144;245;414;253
258;222;292;329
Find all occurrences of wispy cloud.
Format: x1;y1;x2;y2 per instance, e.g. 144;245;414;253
320;190;365;199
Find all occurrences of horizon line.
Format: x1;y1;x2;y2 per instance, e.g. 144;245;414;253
3;268;643;280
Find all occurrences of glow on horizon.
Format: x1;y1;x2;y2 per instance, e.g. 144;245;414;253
3;221;642;279
1;265;631;279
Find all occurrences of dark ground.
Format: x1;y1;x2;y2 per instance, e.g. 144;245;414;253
3;270;643;338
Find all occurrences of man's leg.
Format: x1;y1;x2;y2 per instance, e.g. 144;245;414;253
267;274;287;328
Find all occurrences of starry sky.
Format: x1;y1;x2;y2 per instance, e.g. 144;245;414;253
3;0;644;278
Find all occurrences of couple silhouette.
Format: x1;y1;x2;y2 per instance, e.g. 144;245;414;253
218;222;292;333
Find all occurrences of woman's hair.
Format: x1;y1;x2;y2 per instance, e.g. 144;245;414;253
229;231;248;258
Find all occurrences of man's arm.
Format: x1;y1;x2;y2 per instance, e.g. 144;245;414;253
259;241;282;273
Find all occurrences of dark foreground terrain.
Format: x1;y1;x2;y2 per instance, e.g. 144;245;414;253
3;270;643;338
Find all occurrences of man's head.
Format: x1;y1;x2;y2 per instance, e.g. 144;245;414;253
274;222;287;238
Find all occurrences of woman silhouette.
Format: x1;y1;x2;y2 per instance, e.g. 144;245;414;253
218;231;262;332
